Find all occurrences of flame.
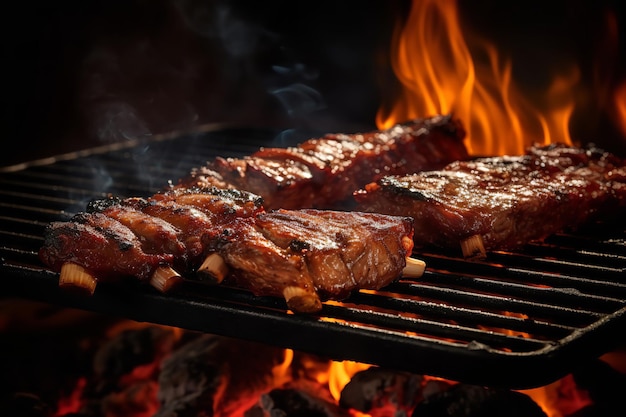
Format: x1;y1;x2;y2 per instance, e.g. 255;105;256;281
377;0;577;156
328;360;372;401
328;360;373;417
614;80;626;137
50;321;610;417
55;377;87;416
271;348;294;387
521;375;592;417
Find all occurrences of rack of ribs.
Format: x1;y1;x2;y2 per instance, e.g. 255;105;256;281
354;143;626;257
177;114;469;210
39;187;419;313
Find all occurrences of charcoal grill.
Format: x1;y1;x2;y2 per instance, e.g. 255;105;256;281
1;126;625;390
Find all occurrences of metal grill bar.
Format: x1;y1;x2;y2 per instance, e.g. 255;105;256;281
1;127;625;389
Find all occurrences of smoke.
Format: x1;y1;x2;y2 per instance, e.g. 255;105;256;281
174;0;327;122
52;0;379;202
270;83;326;117
90;101;151;143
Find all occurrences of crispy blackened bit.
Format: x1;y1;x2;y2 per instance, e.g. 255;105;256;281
87;197;186;258
39;212;173;282
153;186;265;220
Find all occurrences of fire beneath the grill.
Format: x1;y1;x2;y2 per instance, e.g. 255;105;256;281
2;301;624;417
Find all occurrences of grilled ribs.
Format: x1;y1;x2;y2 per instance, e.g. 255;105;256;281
40;187;263;282
204;209;414;312
40;211;175;283
178;114;469;209
39;116;472;312
40;187;415;313
354;143;626;254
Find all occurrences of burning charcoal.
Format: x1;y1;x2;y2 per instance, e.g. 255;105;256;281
154;335;226;417
89;326;178;393
156;334;285;417
98;381;159;417
244;388;350;417
74;325;178;417
410;384;548;417
338;367;431;415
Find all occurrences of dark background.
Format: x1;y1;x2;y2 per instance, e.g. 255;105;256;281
2;0;625;168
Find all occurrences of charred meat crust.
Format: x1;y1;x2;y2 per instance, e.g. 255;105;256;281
178;114;469;210
355;143;626;252
40;190;415;311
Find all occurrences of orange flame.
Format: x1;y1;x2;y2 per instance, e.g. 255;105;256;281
328;360;371;401
377;0;577;156
614;80;626;137
521;375;592;417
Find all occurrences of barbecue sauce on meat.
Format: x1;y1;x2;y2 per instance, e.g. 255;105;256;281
354;143;626;253
40;188;415;313
178;115;469;210
40;212;174;282
210;209;415;302
39;117;462;312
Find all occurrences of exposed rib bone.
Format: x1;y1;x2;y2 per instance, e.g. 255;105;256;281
197;253;229;283
150;265;182;292
59;263;97;295
402;257;426;278
460;234;487;259
282;286;322;313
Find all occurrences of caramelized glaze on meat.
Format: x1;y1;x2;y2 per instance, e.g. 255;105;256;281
261;210;414;299
179;115;469;209
41;187;265;282
39;116;449;312
40;212;173;282
40;188;415;313
205;209;414;302
127;198;216;263
354;143;626;252
89;203;186;257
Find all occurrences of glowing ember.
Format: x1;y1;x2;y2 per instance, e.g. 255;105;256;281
13;317;614;417
376;0;579;156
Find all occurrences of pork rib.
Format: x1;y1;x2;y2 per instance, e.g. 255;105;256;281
40;187;415;313
210;209;414;306
40;212;174;283
354;143;626;254
178;114;469;209
41;187;264;283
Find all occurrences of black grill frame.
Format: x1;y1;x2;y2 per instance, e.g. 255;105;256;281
1;127;625;389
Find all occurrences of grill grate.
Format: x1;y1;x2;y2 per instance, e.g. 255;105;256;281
1;127;625;389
